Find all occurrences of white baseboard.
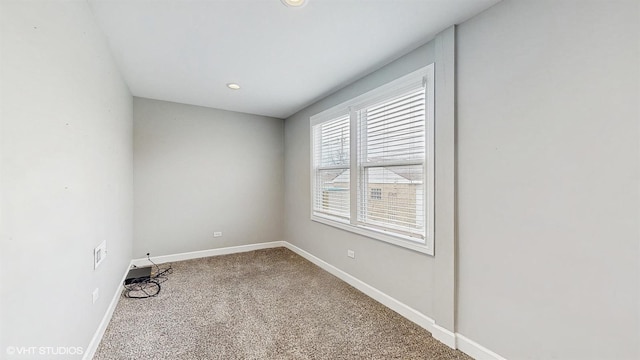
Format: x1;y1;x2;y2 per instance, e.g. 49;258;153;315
86;241;506;360
83;260;133;360
432;323;457;348
131;241;286;267
282;243;507;359
85;242;286;359
457;334;507;360
282;242;457;349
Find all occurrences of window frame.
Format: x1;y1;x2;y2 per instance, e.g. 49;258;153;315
310;64;435;255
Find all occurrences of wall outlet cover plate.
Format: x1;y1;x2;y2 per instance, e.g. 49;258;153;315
94;240;107;269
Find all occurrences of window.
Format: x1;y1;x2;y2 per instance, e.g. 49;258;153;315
310;65;434;254
312;115;350;220
370;188;382;200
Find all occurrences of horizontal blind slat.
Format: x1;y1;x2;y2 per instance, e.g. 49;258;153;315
366;92;425;117
317;116;350;167
363;86;426;169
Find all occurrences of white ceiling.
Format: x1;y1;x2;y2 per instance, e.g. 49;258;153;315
89;0;500;119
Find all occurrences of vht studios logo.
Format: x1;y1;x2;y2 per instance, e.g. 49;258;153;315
5;346;84;356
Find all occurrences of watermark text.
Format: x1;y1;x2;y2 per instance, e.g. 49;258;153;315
5;346;84;357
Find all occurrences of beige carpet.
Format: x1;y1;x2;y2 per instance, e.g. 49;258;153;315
95;248;471;360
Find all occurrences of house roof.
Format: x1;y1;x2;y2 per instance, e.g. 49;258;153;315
330;168;421;185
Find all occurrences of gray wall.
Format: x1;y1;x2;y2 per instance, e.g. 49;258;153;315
2;1;637;359
285;0;639;359
456;0;639;359
284;42;442;319
133;98;284;258
0;0;133;356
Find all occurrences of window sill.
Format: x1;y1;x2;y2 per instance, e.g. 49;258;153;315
311;214;434;256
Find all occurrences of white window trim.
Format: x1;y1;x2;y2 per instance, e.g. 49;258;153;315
310;64;435;255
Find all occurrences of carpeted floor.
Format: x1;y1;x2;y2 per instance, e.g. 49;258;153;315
95;248;471;359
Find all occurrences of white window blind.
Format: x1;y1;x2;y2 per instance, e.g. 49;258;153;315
310;65;434;254
312;115;350;220
357;88;426;240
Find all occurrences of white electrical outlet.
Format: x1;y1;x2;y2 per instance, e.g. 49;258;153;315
94;240;107;269
92;288;99;304
213;232;223;238
347;249;355;259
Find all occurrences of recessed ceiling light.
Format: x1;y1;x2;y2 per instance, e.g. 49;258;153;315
281;0;307;8
226;83;241;90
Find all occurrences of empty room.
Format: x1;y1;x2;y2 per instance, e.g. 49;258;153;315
1;0;638;359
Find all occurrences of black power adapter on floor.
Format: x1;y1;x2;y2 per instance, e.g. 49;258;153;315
124;266;152;285
122;253;172;299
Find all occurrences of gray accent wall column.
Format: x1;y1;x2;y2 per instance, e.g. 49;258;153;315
456;1;639;358
433;25;457;333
